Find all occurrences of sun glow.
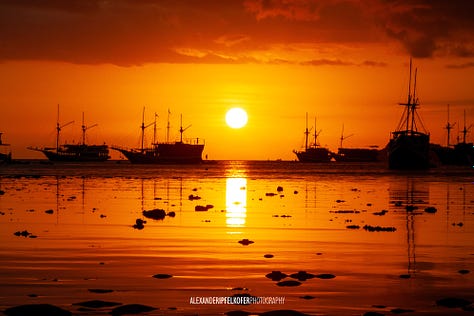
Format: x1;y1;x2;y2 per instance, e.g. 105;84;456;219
225;107;248;129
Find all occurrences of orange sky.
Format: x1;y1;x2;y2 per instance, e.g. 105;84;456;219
0;0;473;160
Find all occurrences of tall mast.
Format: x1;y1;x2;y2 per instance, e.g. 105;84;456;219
56;104;60;152
82;112;86;145
141;107;145;152
180;114;183;143
167;109;171;143
406;59;412;133
340;124;344;149
445;104;455;147
153;112;158;144
305;113;309;150
411;68;418;133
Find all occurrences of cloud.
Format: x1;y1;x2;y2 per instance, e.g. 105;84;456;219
446;62;474;69
0;0;473;66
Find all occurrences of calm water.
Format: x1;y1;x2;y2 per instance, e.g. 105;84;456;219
0;161;473;315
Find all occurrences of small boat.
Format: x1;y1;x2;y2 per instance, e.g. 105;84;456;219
112;108;204;164
0;132;12;163
293;113;332;162
333;124;381;162
28;107;110;162
432;108;473;166
388;59;430;169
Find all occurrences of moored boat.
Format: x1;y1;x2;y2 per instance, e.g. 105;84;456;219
112;108;204;164
28;108;110;162
0;132;12;163
388;59;430;169
293;113;333;162
333;125;381;162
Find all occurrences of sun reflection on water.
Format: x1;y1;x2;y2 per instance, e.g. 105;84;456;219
225;177;247;227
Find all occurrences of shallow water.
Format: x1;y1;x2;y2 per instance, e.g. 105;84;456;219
0;161;473;315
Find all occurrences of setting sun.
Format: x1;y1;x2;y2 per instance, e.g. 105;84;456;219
225;107;248;129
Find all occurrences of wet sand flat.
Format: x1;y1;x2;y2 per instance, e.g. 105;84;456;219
0;161;473;315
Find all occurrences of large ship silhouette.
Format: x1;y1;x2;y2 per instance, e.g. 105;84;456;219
28;107;110;162
293;113;332;162
112;108;204;164
388;59;430;169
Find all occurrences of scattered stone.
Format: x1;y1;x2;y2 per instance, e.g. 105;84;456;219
294;190;298;194
372;305;386;309
0;190;4;195
238;239;254;246
154;197;162;200
280;215;292;218
424;206;437;214
167;211;176;217
27;294;38;297
264;254;274;258
265;271;288;281
290;271;315;281
367;203;372;206
405;205;418;212
195;205;211;212
458;269;470;274
277;186;283;192
266;193;277;197
4;304;72;316
399;274;411;279
88;289;114;293
14;230;33;237
110;304;157;316
436;297;472;308
331;210;360;214
315;252;323;256
132;218;145;230
73;300;122;308
346;225;360;229
188;194;201;200
335;199;345;203
100;214;106;218
373;210;388;216
44;209;54;214
276;280;302;287
143;208;166;220
152;273;173;279
299;295;316;300
363;225;396;232
390;308;415;314
315;273;336;279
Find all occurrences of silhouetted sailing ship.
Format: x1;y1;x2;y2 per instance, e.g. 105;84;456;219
293;113;332;162
431;107;473;166
388;60;430;169
333;125;381;162
0;132;12;163
112;109;204;164
28;108;110;162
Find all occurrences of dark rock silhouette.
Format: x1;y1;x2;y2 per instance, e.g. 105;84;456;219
4;304;72;316
424;206;437;214
290;271;315;281
315;273;336;279
265;271;287;281
238;239;254;246
436;297;472;308
110;304;157;316
142;209;166;220
153;273;173;279
73;300;122;308
363;225;396;232
88;289;114;293
276;280;302;287
132;218;145;229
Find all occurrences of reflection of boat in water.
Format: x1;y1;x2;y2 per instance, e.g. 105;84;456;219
431;107;473;166
112;109;204;164
333;125;381;162
388;59;430;169
28;108;110;162
293;113;332;162
0;132;12;163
